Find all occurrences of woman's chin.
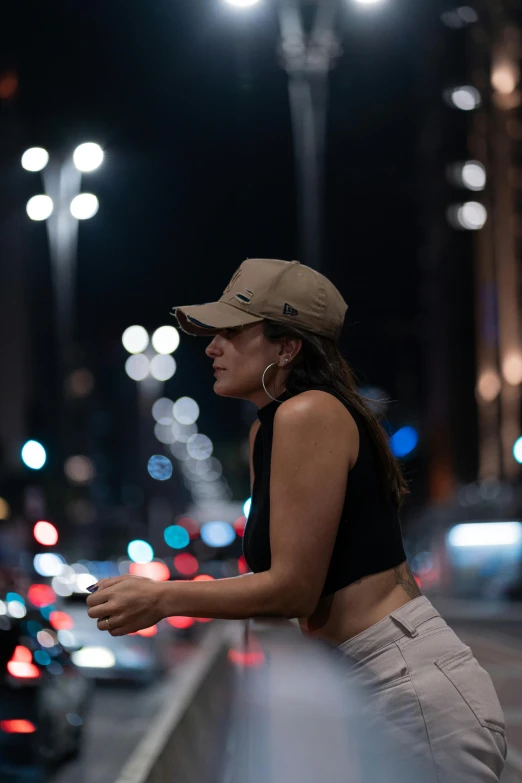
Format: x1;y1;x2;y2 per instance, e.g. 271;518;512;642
213;376;241;398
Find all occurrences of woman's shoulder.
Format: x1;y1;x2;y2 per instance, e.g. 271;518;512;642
275;389;359;464
278;388;352;418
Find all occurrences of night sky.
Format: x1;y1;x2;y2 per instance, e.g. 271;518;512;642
2;0;443;499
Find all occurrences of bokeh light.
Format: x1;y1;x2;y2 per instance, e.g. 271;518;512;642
445;86;481;111
154;422;177;444
125;354;150;381
167;616;194;629
72;647;116;669
164;525;190;549
477;370;501;402
150;354;176;381
448;521;522;547
174;553;198;576
127;540;154;564
0;498;11;520
64;455;95;484
49;611;74;631
502;353;522;386
129;561;170;581
200;521;235;548
27;584;55;608
152;398;174;423
187;433;213;460
26;195;53;221
151;326;180;354
513;437;522;464
73;142;104;172
122;325;149;354
148;455;173;481
70;193;99;220
21;147;49;172
130;625;157;638
461;161;486;191
457;201;487;230
33;553;65;577
33;521;58;546
390;426;418;458
243;498;252;518
233;516;247;537
21;440;47;470
173;397;200;425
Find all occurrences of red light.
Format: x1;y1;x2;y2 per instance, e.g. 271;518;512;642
7;662;41;679
174;553;198;576
7;646;41;679
0;720;36;734
167;616;194;629
238;556;248;575
49;611;74;631
233;516;247;537
130;561;170;581
130;625;157;637
28;584;56;608
414;576;421;588
12;646;31;663
176;517;200;539
227;649;265;668
192;574;214;582
194;617;212;623
33;521;58;546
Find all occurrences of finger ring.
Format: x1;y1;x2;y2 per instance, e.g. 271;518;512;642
105;617;111;630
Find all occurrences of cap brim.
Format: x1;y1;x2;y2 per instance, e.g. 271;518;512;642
172;301;264;336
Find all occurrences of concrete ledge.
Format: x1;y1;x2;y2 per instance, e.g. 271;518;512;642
113;622;233;783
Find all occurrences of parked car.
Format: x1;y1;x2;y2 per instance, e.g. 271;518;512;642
0;596;93;783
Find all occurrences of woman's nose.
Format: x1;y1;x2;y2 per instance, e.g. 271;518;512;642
205;337;221;358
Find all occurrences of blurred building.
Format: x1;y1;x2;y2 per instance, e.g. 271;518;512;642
418;1;522;502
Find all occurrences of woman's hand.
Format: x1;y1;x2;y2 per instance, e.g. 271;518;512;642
85;575;166;636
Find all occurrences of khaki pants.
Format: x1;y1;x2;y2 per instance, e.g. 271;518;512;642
338;596;507;782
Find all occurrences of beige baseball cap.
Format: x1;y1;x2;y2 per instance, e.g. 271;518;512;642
172;258;348;341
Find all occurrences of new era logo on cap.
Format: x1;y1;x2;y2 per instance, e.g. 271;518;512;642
283;303;298;316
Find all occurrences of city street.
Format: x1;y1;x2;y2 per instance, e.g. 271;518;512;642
49;635;203;783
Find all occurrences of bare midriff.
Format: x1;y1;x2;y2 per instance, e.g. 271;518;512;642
298;559;422;647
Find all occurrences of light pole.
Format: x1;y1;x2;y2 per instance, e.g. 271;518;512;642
22;142;103;384
224;0;386;270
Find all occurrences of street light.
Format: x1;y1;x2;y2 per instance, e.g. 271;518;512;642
21;147;49;172
21;142;104;470
73;142;104;172
70;193;99;220
26;195;54;221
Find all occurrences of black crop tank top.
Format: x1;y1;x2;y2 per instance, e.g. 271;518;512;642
242;386;407;598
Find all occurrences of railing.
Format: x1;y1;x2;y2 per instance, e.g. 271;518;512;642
112;617;427;783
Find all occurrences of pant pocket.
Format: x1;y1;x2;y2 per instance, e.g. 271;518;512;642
435;646;506;737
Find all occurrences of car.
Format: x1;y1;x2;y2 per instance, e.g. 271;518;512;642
58;593;172;685
0;593;93;783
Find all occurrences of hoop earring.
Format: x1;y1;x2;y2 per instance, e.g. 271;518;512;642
262;359;290;402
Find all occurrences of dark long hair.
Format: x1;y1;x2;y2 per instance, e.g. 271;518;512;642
263;320;409;508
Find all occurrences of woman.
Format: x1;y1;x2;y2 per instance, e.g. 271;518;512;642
87;258;507;781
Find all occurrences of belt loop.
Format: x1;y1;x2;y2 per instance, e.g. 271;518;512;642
390;613;418;638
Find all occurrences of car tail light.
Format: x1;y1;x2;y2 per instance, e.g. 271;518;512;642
7;646;41;679
0;719;37;734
